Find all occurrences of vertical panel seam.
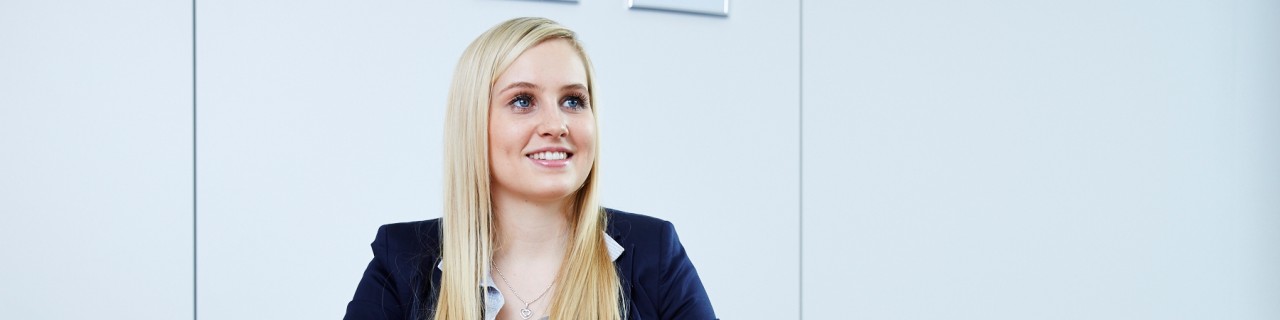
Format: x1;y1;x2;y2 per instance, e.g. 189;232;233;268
192;0;198;319
798;0;805;319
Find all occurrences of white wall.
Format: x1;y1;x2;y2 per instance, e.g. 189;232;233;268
4;0;1279;319
0;1;193;319
803;0;1280;319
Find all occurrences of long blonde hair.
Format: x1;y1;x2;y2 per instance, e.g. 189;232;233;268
434;17;622;320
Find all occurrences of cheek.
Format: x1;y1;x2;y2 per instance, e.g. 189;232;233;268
572;119;597;157
488;117;525;161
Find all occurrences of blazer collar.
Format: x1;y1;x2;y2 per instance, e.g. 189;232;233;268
436;231;626;286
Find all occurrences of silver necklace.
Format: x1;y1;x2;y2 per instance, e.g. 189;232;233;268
491;261;556;320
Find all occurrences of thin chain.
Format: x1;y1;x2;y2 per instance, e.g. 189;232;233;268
490;261;557;309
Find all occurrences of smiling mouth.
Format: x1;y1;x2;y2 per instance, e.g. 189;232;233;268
526;151;573;160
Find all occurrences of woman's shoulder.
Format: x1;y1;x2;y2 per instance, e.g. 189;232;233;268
377;217;442;236
604;207;683;249
369;218;443;261
605;206;669;230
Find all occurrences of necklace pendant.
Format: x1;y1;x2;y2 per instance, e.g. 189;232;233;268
519;307;533;319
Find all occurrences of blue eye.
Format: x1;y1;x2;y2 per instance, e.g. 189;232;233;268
511;95;532;109
562;96;586;110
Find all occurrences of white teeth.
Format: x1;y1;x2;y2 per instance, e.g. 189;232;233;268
528;151;568;160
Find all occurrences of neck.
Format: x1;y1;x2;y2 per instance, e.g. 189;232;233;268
491;189;575;262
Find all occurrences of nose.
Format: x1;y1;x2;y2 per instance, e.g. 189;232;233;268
536;104;569;138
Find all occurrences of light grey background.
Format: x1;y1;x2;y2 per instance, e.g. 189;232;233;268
803;0;1280;318
2;0;1277;319
0;1;194;318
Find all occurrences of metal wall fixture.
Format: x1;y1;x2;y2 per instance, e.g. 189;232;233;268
628;0;730;17
521;0;730;18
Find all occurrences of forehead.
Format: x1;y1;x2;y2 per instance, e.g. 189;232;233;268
493;39;588;90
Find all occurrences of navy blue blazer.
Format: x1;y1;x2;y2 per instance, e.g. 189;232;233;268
344;208;717;320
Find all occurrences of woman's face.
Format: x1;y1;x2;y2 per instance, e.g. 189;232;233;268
488;39;595;204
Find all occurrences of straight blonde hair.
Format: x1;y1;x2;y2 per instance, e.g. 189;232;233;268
434;17;623;320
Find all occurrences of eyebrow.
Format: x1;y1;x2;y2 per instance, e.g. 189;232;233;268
496;82;588;95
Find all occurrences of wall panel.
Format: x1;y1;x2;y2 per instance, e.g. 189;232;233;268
196;1;799;319
802;0;1280;318
0;1;193;318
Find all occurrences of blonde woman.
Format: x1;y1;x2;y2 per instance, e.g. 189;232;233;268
344;17;716;320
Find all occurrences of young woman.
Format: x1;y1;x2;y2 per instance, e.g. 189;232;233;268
344;17;716;320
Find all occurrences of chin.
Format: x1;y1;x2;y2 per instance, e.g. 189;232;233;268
524;180;584;201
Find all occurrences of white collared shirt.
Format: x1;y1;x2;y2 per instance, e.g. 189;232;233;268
436;232;626;320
